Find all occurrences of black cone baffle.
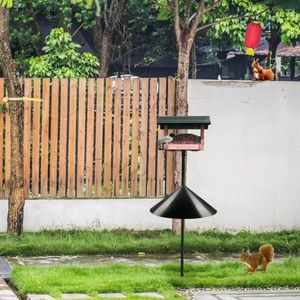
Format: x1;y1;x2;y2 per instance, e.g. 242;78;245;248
150;185;217;277
150;185;217;219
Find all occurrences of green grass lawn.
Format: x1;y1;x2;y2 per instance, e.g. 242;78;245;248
11;258;300;300
1;229;299;256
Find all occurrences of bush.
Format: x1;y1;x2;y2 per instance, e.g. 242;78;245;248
29;28;99;78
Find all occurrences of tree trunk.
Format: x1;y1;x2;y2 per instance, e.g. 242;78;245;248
266;26;280;73
100;30;113;78
268;42;278;73
0;7;25;235
191;41;197;79
93;18;113;78
176;41;191;115
93;16;102;60
93;0;127;78
172;39;192;233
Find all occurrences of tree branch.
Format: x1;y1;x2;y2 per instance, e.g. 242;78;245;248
104;1;109;28
72;22;84;38
201;0;222;15
95;0;101;17
184;0;192;27
189;12;196;24
173;0;181;44
109;0;115;18
111;46;143;63
196;7;268;32
189;0;207;37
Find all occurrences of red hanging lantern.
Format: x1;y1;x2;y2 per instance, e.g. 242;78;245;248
244;22;262;56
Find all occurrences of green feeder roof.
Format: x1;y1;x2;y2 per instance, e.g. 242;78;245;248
157;116;211;129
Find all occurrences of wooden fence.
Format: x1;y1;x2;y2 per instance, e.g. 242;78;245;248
0;78;175;199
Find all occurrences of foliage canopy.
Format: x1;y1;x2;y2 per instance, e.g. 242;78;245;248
2;0;300;77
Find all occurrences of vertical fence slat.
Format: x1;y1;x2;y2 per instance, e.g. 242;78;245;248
58;79;68;197
86;79;95;197
68;79;77;198
103;79;113;197
147;78;157;196
95;79;104;197
0;79;3;197
139;78;149;197
121;79;131;197
31;79;41;197
156;78;166;196
112;79;121;196
77;78;86;198
131;78;139;197
40;78;50;197
166;78;175;194
23;79;31;198
49;79;59;198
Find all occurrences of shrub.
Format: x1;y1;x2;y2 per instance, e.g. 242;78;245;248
29;28;99;78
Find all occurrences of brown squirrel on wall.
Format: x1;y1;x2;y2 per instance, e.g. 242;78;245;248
252;59;275;81
239;244;274;273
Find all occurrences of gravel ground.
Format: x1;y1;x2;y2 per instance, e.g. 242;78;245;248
178;287;300;299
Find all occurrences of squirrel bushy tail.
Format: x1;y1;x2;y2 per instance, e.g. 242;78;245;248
259;244;274;263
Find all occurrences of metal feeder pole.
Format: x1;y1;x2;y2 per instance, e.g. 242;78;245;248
181;150;186;276
181;218;185;276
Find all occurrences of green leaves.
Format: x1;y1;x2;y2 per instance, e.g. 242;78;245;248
0;0;13;8
0;102;7;113
29;28;99;78
262;0;300;12
73;1;96;30
274;9;300;44
210;0;300;51
71;0;93;7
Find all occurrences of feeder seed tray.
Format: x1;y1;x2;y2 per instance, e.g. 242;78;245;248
159;133;203;151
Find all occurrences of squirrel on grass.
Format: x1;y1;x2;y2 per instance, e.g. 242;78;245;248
239;244;274;273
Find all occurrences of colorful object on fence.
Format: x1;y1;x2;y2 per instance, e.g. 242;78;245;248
244;22;262;56
3;97;43;103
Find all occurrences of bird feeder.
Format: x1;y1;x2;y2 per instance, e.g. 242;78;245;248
151;115;216;276
244;22;262;56
157;116;210;151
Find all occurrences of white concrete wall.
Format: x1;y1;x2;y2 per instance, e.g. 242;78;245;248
187;80;300;231
0;80;299;232
0;199;170;231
